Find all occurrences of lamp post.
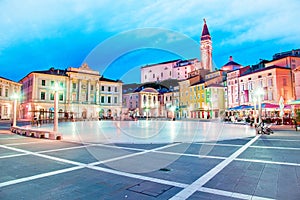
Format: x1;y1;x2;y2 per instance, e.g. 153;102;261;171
53;82;61;132
253;97;257;125
11;93;19;127
255;88;264;124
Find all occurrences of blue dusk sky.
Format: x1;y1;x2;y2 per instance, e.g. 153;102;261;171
0;0;300;83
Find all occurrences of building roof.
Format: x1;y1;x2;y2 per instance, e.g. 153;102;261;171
141;59;181;68
269;55;300;63
190;80;205;86
141;58;198;69
32;68;67;76
0;76;21;84
99;76;122;83
201;19;211;41
241;65;291;77
223;60;241;66
206;83;225;88
223;56;242;67
134;82;170;94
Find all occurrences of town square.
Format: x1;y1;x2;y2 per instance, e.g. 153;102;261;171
1;0;300;199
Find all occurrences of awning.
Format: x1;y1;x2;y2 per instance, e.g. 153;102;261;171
287;99;300;105
228;105;253;110
261;103;279;109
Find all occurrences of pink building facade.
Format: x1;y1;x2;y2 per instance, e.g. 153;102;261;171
294;66;300;100
227;66;293;108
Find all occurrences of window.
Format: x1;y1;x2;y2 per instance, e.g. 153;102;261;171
59;93;63;101
153;74;155;78
107;96;111;103
73;83;76;89
268;91;273;100
145;75;147;80
91;85;94;90
42;80;46;86
41;92;45;100
50;93;54;100
51;81;55;87
101;86;105;91
268;78;273;87
0;87;2;96
161;72;163;77
115;87;118;92
72;94;76;101
114;97;118;104
59;82;63;87
169;71;171;76
5;88;8;97
101;96;105;103
108;87;111;92
283;78;287;86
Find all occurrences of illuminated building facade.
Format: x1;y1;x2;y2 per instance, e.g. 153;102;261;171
200;19;213;72
140;59;200;83
140;19;213;84
0;77;22;120
19;64;122;120
227;66;293;108
294;66;300;100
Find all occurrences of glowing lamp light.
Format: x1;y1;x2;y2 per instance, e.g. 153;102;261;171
11;93;20;127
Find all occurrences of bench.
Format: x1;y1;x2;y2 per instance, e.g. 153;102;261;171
10;126;62;140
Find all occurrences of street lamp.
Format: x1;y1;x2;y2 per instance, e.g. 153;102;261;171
53;82;63;132
255;88;264;124
253;97;257;125
11;93;19;127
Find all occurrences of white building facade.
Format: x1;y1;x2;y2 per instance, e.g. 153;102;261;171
0;77;22;120
19;64;122;121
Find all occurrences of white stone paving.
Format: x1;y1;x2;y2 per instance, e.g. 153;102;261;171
23;120;256;143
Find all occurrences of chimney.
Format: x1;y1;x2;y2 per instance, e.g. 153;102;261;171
229;56;233;61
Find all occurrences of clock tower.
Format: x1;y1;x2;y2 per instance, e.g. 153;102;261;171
200;19;213;72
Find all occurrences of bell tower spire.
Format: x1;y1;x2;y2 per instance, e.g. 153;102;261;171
200;18;213;72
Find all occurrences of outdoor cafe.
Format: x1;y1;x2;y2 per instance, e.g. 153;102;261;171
225;102;300;125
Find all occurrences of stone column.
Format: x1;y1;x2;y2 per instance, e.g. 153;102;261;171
87;80;90;103
78;80;81;102
96;82;99;104
68;78;72;103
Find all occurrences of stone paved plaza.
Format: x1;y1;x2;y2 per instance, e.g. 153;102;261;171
0;121;300;199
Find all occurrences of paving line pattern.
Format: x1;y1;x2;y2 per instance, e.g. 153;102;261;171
170;135;261;200
2;134;300;199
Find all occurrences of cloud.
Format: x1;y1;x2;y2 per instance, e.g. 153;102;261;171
1;0;299;49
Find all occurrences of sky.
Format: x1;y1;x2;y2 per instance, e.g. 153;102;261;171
1;0;300;83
